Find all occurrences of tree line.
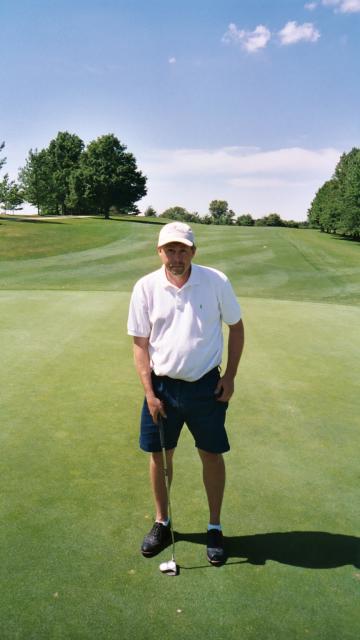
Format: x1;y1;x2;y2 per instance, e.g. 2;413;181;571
144;202;307;228
307;147;360;239
0;132;147;218
1;133;359;237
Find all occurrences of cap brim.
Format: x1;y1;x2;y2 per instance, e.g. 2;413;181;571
157;236;194;247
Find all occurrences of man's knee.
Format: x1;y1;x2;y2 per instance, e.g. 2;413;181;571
198;449;224;464
151;449;175;465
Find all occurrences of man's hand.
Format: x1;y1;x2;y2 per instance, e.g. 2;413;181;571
214;375;235;402
133;337;167;424
146;393;167;424
214;319;244;402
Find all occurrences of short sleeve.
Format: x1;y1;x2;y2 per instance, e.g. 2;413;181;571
220;277;242;325
127;282;151;337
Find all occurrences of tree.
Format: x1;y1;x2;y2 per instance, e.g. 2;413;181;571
334;148;358;187
19;149;55;215
0;174;24;213
308;179;340;233
19;133;84;215
284;220;300;228
320;181;341;233
20;132;147;218
144;205;157;217
159;206;201;224
254;213;285;227
0;145;24;214
308;147;360;238
208;199;234;224
209;199;228;219
47;131;84;215
0;141;5;172
265;213;284;227
336;148;360;238
236;214;254;226
161;206;190;220
69;134;147;218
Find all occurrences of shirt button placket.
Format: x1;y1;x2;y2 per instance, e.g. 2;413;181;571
175;290;184;311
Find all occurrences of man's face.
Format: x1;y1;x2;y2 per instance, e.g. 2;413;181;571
158;242;196;277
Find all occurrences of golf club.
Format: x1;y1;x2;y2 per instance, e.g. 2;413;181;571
158;415;179;576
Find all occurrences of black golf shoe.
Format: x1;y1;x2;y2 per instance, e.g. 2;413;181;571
207;528;226;565
141;522;172;557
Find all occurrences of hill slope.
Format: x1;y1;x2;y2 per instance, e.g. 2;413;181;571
0;217;359;304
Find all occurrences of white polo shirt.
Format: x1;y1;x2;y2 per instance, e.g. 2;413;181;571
127;263;241;382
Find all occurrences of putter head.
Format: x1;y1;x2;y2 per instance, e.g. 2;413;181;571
159;560;179;576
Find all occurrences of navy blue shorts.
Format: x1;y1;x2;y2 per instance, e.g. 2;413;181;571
140;367;230;454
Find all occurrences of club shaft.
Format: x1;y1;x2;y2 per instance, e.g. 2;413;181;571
158;417;176;560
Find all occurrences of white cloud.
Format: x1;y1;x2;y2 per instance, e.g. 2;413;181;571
222;23;271;52
304;2;318;10
138;146;341;220
223;21;321;52
322;0;360;11
140;146;339;177
341;0;360;8
228;177;313;189
278;21;320;45
168;57;176;64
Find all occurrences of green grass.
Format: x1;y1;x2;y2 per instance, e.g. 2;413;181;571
1;217;359;305
0;218;359;639
0;215;154;260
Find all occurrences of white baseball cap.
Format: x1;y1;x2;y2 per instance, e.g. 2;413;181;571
157;222;195;247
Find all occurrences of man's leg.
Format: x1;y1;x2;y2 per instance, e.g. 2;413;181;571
150;449;175;522
141;448;175;557
198;448;227;565
197;449;225;524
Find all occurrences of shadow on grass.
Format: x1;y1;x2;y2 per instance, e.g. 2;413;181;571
1;217;64;224
108;216;163;225
175;531;360;570
330;233;360;245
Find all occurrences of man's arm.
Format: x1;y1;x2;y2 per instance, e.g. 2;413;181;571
133;336;165;423
215;319;244;402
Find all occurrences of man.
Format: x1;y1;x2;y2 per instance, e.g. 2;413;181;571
127;221;244;564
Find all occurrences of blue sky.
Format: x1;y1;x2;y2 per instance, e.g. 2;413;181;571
1;0;360;220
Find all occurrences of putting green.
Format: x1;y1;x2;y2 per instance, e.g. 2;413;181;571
0;218;359;639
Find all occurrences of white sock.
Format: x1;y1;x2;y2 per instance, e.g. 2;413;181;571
156;518;170;526
208;523;222;531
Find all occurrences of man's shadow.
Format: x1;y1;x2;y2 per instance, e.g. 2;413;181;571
174;531;360;569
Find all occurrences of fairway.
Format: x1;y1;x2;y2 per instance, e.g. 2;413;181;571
0;217;359;640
